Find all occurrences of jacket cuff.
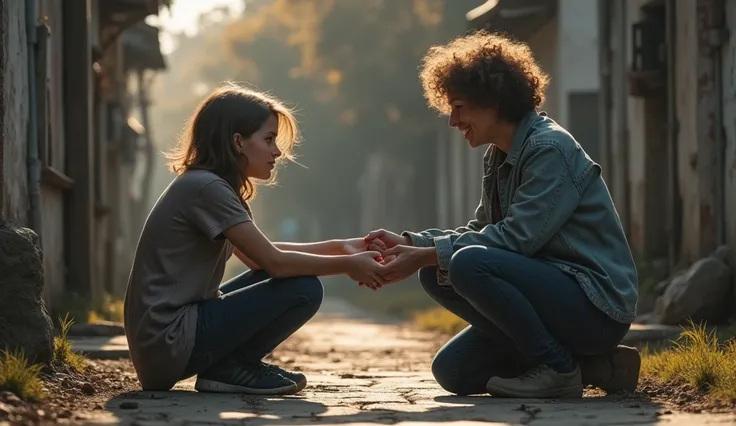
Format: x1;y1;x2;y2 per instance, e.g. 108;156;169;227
434;235;454;272
401;231;433;247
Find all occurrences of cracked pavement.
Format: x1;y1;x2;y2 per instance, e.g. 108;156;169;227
78;299;736;425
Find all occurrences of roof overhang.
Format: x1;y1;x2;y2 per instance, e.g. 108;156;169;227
100;0;171;31
467;0;557;40
123;22;167;71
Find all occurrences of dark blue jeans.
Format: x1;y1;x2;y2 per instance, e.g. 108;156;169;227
182;270;323;378
422;246;630;395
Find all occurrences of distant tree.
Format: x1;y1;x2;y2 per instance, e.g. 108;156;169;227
150;0;479;240
213;0;478;238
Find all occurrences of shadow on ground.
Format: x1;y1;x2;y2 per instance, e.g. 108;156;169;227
103;387;670;426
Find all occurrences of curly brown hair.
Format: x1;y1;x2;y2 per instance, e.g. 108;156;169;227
419;30;550;123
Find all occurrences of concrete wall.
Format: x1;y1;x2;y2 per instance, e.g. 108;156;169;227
1;0;28;225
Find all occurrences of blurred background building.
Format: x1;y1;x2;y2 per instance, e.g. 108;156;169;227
1;0;168;315
2;0;735;322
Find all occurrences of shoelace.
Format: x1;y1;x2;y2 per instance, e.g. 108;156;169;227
261;362;292;377
518;365;548;382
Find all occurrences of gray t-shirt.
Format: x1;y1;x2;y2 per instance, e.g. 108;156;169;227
124;170;251;390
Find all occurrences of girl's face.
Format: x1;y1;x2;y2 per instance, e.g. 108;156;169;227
235;114;282;180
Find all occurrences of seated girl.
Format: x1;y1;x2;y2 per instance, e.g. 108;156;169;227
123;83;386;395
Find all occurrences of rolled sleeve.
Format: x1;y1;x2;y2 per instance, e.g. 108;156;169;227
401;231;434;247
434;235;454;272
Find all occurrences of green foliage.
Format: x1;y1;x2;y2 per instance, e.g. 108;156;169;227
52;314;87;374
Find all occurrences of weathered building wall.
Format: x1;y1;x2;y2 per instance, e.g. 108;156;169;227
527;17;559;119
41;191;65;304
621;0;648;255
38;0;68;303
606;1;630;232
676;0;710;264
557;0;599;127
0;0;5;204
723;0;736;270
1;0;29;225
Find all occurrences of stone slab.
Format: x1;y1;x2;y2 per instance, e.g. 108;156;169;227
71;335;130;360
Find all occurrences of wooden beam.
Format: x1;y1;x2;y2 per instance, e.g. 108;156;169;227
62;0;94;298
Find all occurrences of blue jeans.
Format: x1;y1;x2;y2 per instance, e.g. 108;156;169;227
182;270;323;378
422;246;630;395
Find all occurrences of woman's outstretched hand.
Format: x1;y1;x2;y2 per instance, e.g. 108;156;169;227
364;229;410;250
345;251;387;290
376;245;437;284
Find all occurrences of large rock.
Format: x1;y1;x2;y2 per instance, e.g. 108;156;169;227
654;246;732;325
0;219;54;364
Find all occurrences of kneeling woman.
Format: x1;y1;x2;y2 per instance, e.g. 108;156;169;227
124;84;385;395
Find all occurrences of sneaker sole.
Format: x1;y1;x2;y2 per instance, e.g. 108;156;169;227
195;379;299;395
294;378;307;392
486;383;583;399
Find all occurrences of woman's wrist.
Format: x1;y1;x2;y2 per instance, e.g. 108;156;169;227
418;246;439;267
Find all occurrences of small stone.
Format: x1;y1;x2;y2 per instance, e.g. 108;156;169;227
0;402;12;415
0;393;21;406
94;403;104;410
119;401;139;410
58;410;73;419
36;409;45;418
81;382;96;395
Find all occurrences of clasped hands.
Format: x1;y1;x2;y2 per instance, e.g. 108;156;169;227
347;229;436;291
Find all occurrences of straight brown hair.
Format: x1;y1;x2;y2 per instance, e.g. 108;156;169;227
165;82;299;203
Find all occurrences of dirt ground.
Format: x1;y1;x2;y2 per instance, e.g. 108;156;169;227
2;299;735;425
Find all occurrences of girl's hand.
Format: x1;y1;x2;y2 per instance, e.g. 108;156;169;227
345;251;386;289
364;229;410;250
340;237;370;255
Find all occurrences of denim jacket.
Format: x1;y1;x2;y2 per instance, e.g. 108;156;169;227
404;111;638;323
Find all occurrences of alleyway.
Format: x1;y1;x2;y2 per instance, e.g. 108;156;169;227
64;299;736;426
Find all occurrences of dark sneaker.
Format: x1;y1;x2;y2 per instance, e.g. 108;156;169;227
195;360;299;395
262;362;307;392
577;345;641;393
486;364;583;399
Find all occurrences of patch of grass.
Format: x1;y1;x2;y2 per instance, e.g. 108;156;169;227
0;350;46;401
641;321;736;402
52;314;87;373
412;306;468;335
